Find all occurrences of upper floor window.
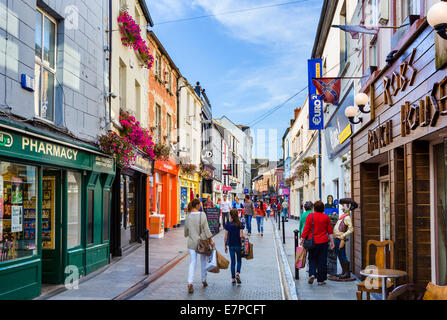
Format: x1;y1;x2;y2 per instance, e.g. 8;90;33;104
155;53;161;79
399;0;421;24
166;113;172;143
155;104;162;143
166;70;172;92
35;9;56;122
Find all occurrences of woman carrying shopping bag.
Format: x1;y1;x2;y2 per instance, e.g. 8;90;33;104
224;209;245;285
184;199;215;294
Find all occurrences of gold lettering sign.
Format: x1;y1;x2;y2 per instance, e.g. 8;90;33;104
22;137;78;161
384;48;417;106
368;120;393;154
401;76;447;135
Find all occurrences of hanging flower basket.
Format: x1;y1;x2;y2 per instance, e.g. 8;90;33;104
117;11;154;69
98;131;136;169
153;143;171;161
199;169;212;180
119;109;155;159
181;164;196;175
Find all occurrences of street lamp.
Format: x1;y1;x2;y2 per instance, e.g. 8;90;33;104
345;106;362;125
354;92;370;114
427;1;447;40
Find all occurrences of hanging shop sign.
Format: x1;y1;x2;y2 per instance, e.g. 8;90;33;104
93;156;115;174
308;59;324;130
368;121;393;154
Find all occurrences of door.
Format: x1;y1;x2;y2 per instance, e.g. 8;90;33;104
379;180;391;241
42;169;62;284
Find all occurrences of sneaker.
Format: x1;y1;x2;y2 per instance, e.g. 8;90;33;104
188;284;194;293
248;233;251;236
308;275;315;284
236;274;242;284
317;281;327;286
232;279;236;285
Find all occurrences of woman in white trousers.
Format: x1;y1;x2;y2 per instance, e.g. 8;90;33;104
184;198;215;293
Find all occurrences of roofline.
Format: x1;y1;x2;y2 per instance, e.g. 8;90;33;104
138;0;154;27
311;0;339;59
147;30;182;77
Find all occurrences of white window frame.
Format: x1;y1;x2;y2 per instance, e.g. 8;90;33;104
35;8;57;123
378;163;391;241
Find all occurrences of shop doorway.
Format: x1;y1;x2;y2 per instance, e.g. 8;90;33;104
120;175;136;249
41;169;62;284
379;164;391;241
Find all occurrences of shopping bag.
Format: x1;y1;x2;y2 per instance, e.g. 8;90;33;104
205;249;219;272
295;247;307;269
216;250;229;269
246;243;254;260
241;238;250;258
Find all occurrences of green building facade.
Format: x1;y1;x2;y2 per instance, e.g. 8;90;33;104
0;121;115;300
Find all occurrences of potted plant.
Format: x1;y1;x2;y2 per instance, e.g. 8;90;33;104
153;143;171;161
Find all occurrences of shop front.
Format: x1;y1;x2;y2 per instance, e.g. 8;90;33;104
110;151;151;257
152;158;179;230
0;123;115;300
213;180;223;203
179;171;201;226
351;22;447;286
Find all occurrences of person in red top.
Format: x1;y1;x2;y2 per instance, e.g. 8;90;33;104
300;200;335;285
255;201;267;236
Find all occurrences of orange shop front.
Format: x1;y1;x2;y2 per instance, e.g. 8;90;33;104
148;158;179;231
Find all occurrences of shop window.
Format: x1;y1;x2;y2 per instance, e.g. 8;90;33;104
0;162;38;262
67;172;82;249
87;190;94;244
103;190;110;241
35;8;56;122
379;162;391;241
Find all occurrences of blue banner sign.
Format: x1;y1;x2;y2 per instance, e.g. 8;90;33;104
308;59;324;130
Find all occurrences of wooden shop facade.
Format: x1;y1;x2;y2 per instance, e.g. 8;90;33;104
351;20;447;286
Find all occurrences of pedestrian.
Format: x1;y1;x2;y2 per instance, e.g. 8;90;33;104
216;198;222;210
232;196;244;217
195;194;203;212
224;209;245;285
220;194;232;229
204;195;214;209
255;200;267;236
243;195;255;236
266;202;271;218
300;200;335;285
184;198;215;294
299;201;314;238
281;199;289;221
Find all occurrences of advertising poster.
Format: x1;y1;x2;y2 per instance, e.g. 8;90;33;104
205;207;220;234
11;178;23;204
308;59;324;130
11;205;23;232
180;187;187;220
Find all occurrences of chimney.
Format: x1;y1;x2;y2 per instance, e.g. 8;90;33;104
290;119;295;127
194;81;202;97
294;107;301;120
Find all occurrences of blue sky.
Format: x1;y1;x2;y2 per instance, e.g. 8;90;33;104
146;0;323;160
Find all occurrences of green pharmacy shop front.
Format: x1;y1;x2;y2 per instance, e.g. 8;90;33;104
0;126;115;299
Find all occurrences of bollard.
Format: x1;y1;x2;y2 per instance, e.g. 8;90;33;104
294;229;299;280
282;216;285;244
278;211;280;231
145;228;149;275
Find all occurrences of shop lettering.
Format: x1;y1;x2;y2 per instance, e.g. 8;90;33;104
401;76;447;137
0;131;13;147
383;48;417;106
368;120;392;154
22;137;78;161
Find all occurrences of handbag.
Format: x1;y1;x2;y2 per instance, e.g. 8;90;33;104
241;238;250;258
216;250;229;269
195;213;212;256
303;213;315;250
205;249;219;273
246;243;253;260
295;247;307;269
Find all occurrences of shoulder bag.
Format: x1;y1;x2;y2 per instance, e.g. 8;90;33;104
303;213;316;250
195;213;212;256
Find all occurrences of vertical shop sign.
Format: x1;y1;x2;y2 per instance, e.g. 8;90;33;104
180;187;187;220
308;59;324;130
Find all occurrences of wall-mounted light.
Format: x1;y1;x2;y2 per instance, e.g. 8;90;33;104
345;106;362;124
354;92;370;114
428;1;447;40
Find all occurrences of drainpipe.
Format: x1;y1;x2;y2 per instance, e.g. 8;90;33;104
107;0;113;131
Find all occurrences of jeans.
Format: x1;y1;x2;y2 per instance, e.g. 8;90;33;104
229;246;242;279
188;249;207;284
256;216;264;233
308;242;329;283
245;215;253;233
222;212;230;228
282;208;289;218
334;238;348;263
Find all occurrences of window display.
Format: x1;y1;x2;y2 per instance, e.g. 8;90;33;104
42;176;55;249
0;162;37;262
